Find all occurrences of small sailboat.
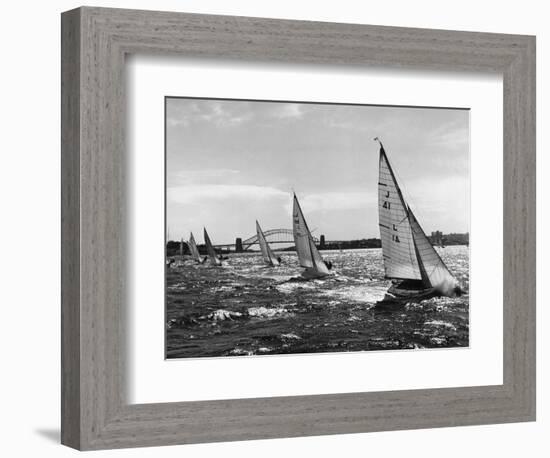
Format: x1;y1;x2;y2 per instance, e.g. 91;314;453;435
188;232;202;263
292;193;331;278
169;237;186;267
256;220;280;266
203;227;222;266
375;138;462;308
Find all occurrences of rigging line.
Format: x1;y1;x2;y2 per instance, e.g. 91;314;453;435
397;215;409;225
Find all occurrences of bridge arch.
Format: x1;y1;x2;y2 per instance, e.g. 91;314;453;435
240;228;318;250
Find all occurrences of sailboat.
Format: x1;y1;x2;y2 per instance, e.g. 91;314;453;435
375;138;462;308
256;221;280;266
188;232;202;263
203;227;222;266
292;193;331;278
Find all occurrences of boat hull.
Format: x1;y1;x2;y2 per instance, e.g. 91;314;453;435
300;268;330;279
374;280;438;310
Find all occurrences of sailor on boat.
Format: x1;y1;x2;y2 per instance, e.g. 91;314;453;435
373;137;462;309
292;192;331;279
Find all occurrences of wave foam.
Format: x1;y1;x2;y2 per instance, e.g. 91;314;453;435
281;333;301;340
248;306;290;318
321;285;386;304
204;309;245;321
424;320;457;331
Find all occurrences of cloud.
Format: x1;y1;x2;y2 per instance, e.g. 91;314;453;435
168;184;288;206
271;104;304;120
171;168;241;185
167;101;253;128
428;119;469;150
293;191;376;213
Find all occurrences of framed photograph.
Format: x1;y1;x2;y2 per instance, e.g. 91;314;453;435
61;7;535;450
164;97;470;359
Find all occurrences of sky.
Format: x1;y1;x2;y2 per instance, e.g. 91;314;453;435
166;97;469;245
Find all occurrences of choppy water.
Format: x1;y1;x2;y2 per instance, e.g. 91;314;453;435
166;246;469;359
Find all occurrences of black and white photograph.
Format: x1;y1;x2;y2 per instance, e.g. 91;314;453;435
165;97;470;359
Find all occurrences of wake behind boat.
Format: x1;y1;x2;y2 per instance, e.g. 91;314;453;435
292;193;332;279
375;138;462;309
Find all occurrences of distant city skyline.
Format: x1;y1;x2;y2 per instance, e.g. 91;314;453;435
167;97;470;245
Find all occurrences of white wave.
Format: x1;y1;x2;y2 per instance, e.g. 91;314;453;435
281;333;301;340
229;347;253;356
203;309;244;321
424;320;457;331
167;282;186;290
321;285;386;304
247;306;289;318
429;337;447;345
211;286;235;293
347;315;361;322
275;281;317;293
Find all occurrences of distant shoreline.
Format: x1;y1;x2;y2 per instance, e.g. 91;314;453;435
167;243;469;258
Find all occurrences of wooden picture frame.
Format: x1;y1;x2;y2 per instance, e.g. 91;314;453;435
61;6;536;450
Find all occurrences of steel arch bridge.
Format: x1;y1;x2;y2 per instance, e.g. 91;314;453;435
213;228;319;250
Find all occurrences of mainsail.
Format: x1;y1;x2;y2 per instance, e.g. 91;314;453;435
378;144;421;280
376;139;458;292
188;232;201;262
256;221;279;266
203;228;221;266
292;194;329;276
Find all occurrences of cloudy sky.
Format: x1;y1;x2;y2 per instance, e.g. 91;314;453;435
166;97;469;245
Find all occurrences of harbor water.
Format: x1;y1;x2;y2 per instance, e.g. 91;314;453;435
166;246;469;359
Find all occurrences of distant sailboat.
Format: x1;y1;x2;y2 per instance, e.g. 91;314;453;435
256;221;280;266
203;228;222;266
292;193;331;278
188;232;202;263
375;138;461;307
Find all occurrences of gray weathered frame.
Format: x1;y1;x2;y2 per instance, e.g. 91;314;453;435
61;6;536;451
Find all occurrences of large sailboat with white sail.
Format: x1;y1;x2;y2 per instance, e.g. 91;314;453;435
375;138;462;307
203;227;222;266
256;221;280;266
292;193;331;278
